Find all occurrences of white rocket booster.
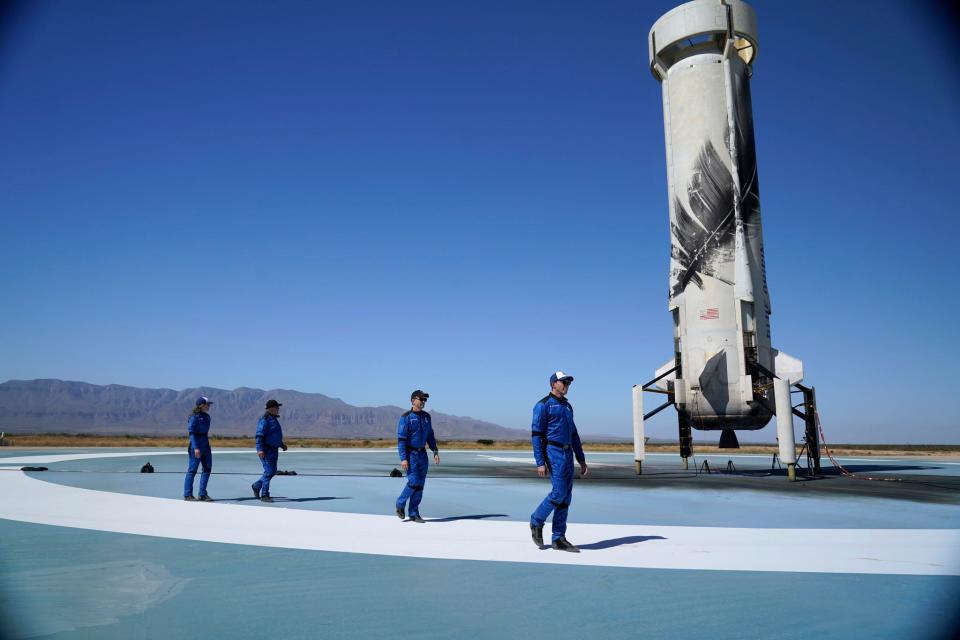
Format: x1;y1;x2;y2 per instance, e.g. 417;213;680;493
633;0;803;474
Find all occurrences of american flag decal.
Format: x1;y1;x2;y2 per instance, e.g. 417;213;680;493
699;308;719;320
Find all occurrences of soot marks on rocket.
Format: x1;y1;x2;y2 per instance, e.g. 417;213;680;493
670;140;736;298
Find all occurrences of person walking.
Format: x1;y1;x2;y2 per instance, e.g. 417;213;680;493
252;399;287;502
530;371;588;552
183;396;214;501
395;390;440;523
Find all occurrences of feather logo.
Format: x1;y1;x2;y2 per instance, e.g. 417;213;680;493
670;140;736;298
669;65;765;302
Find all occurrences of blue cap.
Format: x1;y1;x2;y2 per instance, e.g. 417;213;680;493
549;371;574;385
195;396;213;406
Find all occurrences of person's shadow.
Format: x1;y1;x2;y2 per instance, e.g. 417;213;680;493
272;496;351;503
228;496;351;503
426;514;508;523
578;535;666;550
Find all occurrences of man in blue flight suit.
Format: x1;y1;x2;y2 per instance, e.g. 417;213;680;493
183;396;214;501
530;371;588;552
395;390;440;523
252;398;287;503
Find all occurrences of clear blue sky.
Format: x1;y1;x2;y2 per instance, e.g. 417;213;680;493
1;1;957;443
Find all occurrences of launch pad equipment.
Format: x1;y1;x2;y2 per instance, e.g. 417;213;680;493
634;0;814;480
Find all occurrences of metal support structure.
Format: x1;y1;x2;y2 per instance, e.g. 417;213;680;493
633;365;680;475
642;366;680;389
796;383;821;475
786;385;821;477
679;414;692;470
644;400;674;420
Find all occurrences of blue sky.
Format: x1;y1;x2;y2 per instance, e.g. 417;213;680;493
1;1;957;443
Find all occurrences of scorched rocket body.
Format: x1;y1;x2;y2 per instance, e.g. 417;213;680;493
633;0;805;477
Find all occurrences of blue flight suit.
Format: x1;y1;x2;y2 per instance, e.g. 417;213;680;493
183;411;213;497
530;394;586;542
253;413;285;498
395;410;438;518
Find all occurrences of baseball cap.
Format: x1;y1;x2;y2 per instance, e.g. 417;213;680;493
410;389;430;401
265;399;282;409
195;396;213;406
549;371;574;384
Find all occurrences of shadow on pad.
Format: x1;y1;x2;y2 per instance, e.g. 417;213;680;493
227;496;351;503
426;514;508;523
579;535;666;550
275;497;351;503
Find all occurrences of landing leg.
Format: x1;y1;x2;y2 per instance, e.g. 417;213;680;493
632;385;645;475
774;377;797;482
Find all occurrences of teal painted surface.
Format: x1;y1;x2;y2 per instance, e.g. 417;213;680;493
1;519;957;640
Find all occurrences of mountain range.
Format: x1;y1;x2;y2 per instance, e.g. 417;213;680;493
0;379;528;440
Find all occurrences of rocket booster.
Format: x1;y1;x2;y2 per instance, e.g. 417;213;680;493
648;0;801;431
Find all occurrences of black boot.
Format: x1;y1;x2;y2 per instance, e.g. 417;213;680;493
530;524;544;547
551;536;580;553
396;506;405;520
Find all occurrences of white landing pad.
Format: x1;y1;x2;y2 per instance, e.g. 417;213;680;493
1;451;958;576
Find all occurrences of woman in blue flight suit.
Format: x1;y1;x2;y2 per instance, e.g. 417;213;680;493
183;396;214;501
395;390;440;523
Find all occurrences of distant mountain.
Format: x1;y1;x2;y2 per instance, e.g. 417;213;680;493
0;379;528;440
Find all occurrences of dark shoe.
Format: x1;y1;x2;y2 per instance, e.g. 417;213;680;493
410;515;425;523
260;496;273;503
395;506;405;520
251;483;261;498
198;495;213;502
552;537;580;553
183;496;196;501
530;524;544;547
